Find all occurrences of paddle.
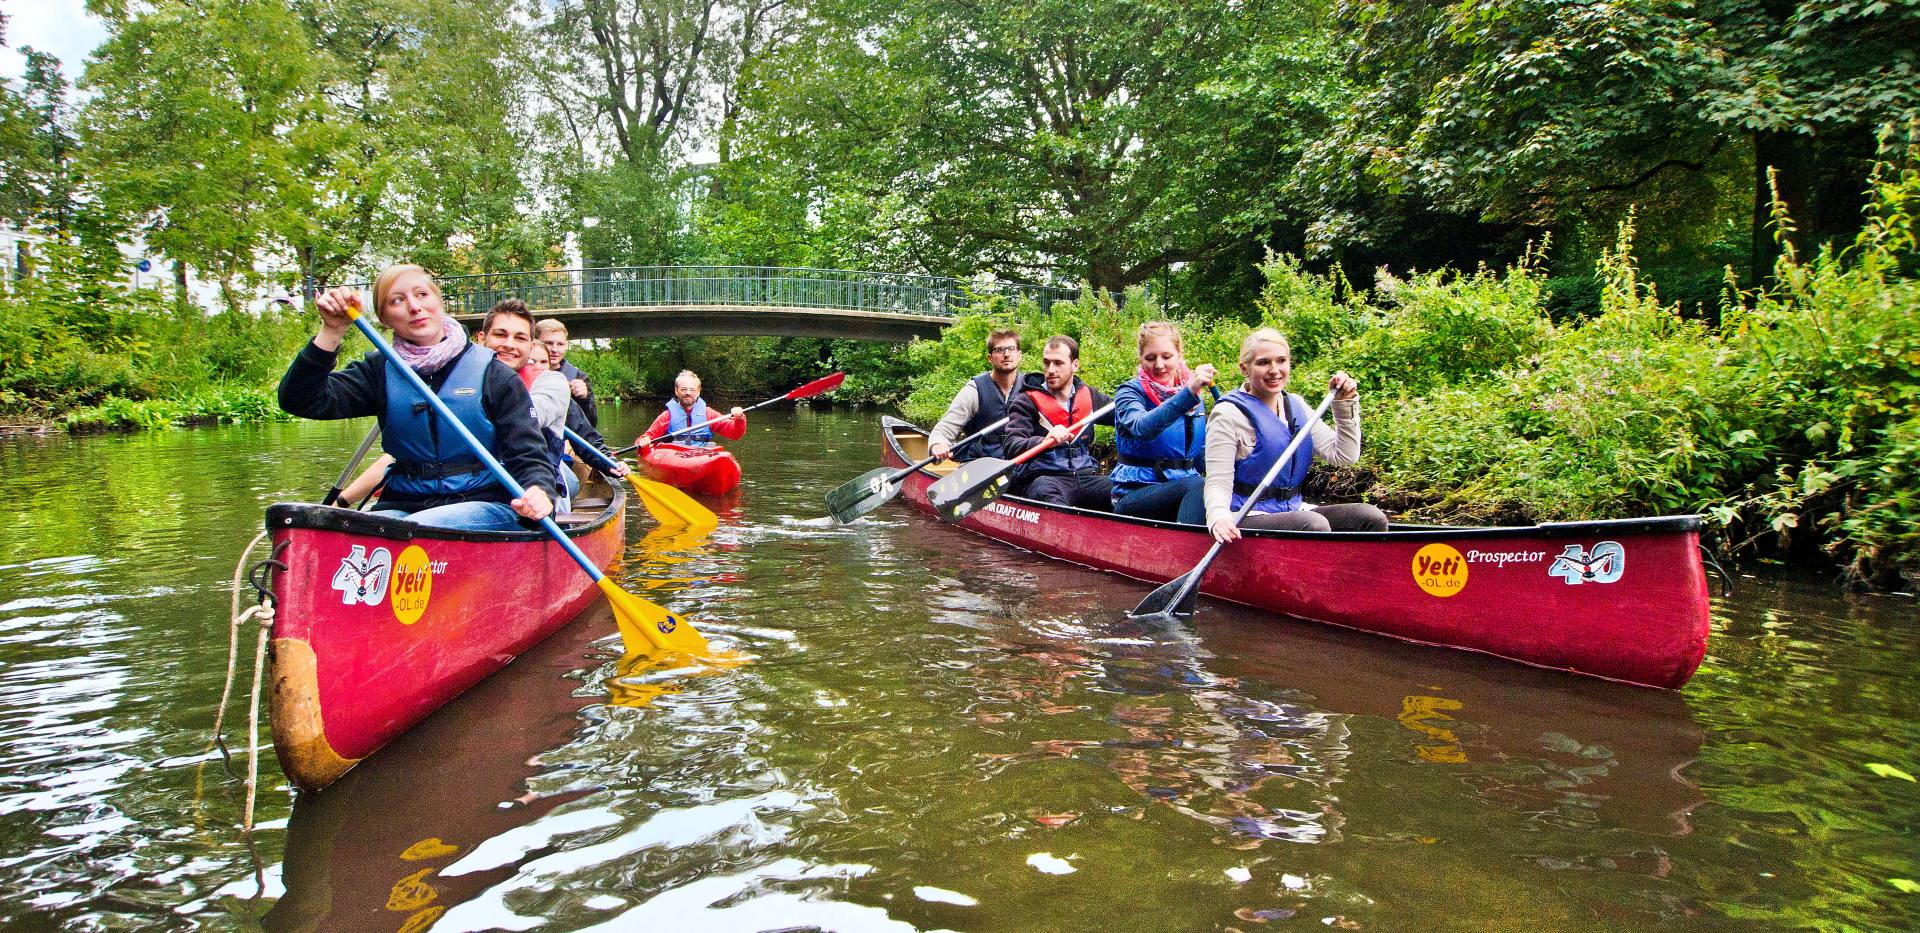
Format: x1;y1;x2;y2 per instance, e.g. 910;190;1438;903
341;299;708;656
826;417;1012;524
1129;389;1337;623
927;402;1117;522
611;372;847;455
320;423;381;507
563;425;718;531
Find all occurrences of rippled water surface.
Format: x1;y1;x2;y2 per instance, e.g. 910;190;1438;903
1;408;1916;931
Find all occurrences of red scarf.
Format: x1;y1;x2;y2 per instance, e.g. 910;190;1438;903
1136;361;1191;407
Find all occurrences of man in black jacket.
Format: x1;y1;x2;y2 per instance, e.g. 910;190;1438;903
537;319;598;427
1002;335;1115;510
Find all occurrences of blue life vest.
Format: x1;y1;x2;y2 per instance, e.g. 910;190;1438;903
954;371;1013;461
382;344;501;501
1223;389;1315;514
1111;377;1205;494
667;398;713;445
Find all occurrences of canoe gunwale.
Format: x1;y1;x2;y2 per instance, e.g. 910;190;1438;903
879;416;1701;542
264;477;625;543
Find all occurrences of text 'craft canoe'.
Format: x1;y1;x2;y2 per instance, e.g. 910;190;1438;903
640;442;742;495
880;417;1710;689
262;473;627;791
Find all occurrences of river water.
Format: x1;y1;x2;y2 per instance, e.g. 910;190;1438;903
0;407;1914;931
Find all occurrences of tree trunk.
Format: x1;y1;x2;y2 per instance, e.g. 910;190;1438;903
1751;129;1810;283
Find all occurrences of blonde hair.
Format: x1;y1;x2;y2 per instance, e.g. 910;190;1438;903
674;369;701;389
371;264;440;324
1238;327;1290;367
535;319;568;338
1136;320;1184;357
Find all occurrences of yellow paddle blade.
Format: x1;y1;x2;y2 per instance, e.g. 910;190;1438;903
599;576;710;656
626;473;719;530
605;646;753;708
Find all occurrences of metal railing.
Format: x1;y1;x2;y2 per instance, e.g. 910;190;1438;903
400;265;1076;319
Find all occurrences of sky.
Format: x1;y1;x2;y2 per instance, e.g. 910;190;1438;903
0;0;107;84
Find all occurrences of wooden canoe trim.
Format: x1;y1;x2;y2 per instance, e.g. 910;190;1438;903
269;636;360;792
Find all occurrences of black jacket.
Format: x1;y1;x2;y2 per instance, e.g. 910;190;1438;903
558;360;599;427
1003;373;1113;479
278;339;558;507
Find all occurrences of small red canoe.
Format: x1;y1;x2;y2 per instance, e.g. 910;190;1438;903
881;417;1711;689
264;476;626;791
639;441;742;495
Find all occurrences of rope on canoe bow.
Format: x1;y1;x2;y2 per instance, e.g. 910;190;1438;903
211;531;286;832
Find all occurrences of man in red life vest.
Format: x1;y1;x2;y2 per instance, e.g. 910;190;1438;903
1001;334;1115;510
635;370;746;449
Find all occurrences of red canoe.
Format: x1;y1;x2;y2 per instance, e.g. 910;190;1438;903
264;476;626;791
639;441;742;495
881;417;1711;689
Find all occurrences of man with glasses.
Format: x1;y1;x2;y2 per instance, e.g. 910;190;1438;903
928;328;1024;461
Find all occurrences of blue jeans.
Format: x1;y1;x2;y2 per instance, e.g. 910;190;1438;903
369;500;524;532
1113;473;1206;524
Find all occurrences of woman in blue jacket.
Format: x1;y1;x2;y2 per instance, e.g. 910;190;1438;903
1111;321;1215;522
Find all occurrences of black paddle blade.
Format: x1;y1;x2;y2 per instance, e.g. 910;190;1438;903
1129;570;1200;621
826;467;899;524
927;457;1014;522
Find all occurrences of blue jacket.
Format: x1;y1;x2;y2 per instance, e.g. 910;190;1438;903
1110;377;1207;500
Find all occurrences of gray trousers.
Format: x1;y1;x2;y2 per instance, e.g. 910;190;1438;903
1241;502;1389;532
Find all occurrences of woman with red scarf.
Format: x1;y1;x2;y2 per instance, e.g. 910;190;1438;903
1110;321;1215;521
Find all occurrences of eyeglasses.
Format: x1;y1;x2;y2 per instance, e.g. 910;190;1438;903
989;346;1021;356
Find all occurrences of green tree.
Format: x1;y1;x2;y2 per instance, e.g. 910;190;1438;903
1299;0;1919;283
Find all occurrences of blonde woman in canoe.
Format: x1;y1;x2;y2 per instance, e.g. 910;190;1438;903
1199;328;1388;540
278;263;557;531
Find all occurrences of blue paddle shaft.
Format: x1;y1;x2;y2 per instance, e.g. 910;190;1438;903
563;426;619;474
348;315;604;583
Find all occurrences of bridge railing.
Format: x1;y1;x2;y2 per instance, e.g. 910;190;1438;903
425;266;1075;319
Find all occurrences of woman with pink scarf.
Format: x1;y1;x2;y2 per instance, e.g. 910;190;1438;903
1110;321;1215;522
277;264;557;531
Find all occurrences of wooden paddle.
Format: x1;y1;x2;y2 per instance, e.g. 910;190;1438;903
1129;390;1337;623
563;426;718;531
611;372;847;455
927;402;1117;522
342;300;708;656
826;417;1011;524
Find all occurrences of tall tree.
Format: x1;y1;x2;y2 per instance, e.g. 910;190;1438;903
729;0;1336;293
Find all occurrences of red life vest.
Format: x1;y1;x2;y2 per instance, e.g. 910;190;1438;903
1028;384;1092;428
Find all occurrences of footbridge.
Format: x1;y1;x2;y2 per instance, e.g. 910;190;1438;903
433;266;1076;342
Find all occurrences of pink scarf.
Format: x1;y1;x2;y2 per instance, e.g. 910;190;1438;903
1136;360;1192;407
390;315;467;375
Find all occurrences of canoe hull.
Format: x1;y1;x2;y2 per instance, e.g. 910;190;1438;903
265;486;625;791
640;442;742;495
881;417;1709;689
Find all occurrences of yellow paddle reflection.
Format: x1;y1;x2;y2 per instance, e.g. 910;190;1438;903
607;524;752;699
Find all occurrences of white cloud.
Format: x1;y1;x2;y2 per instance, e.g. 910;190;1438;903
1;0;108;83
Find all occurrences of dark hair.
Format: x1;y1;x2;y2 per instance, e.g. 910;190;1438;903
987;328;1020;349
1044;334;1079;361
482;298;534;335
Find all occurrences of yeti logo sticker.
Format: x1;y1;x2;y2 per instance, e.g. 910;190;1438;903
1549;541;1626;584
658;614;679;635
331;545;393;606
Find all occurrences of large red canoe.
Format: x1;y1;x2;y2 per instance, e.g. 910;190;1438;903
880;417;1711;689
264;475;626;791
639;441;742;495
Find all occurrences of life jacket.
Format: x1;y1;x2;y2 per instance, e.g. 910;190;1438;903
1111;376;1206;493
667;398;713;445
382;344;501;501
1015;375;1098;478
1223;389;1315;514
953;371;1015;461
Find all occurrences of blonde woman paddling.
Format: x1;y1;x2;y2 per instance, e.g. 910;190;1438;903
1198;328;1388;541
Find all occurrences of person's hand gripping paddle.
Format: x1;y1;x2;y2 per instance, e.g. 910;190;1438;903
927;403;1116;521
340;297;708;656
826;417;1010;523
1129;390;1336;623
